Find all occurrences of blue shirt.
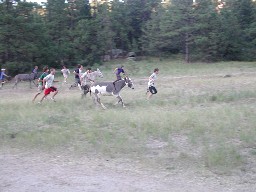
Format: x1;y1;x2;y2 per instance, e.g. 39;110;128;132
0;72;6;80
116;68;124;75
32;69;38;74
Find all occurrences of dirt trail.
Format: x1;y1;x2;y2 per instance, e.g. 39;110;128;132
1;149;255;192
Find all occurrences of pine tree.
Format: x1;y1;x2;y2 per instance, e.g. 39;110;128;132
225;0;256;60
0;1;52;74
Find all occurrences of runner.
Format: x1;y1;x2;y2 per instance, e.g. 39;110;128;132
32;66;49;102
147;68;159;100
38;68;59;104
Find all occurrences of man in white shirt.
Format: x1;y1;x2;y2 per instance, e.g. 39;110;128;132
38;68;59;103
80;67;94;86
80;67;94;95
61;65;70;83
147;68;159;100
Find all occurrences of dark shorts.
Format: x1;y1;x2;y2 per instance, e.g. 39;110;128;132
149;86;157;94
75;78;81;85
44;86;57;95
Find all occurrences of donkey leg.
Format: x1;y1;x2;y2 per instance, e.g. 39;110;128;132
92;93;106;109
113;94;121;105
115;95;125;107
13;81;18;89
100;101;107;110
92;94;97;105
96;95;106;109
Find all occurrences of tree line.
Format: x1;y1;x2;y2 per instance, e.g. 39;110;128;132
0;0;255;75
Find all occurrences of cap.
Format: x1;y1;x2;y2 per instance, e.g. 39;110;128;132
1;68;6;71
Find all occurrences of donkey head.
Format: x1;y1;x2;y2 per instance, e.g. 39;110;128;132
96;68;103;78
125;76;134;89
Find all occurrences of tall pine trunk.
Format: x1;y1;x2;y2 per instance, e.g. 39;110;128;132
185;32;190;63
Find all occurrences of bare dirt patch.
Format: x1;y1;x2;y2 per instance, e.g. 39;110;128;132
1;148;255;192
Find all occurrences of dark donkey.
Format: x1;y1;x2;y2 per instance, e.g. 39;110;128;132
13;72;38;89
90;77;134;109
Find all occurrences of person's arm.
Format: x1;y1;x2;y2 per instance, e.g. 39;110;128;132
148;74;154;84
3;73;10;78
113;68;117;73
42;77;47;87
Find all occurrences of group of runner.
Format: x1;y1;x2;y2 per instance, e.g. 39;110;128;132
32;64;99;104
32;67;59;104
1;64;159;103
68;64;94;90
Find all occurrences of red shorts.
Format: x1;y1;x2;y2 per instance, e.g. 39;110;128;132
44;86;57;95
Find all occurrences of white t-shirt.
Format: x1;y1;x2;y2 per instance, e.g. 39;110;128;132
81;71;93;84
148;72;157;87
79;69;83;77
61;69;70;77
44;74;54;88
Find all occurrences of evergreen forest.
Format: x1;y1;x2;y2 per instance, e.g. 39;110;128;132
1;0;256;75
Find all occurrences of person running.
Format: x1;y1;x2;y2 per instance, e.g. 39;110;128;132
80;67;94;93
32;66;49;102
69;64;83;90
38;68;59;104
32;65;38;74
0;68;10;88
113;65;126;89
147;68;159;100
81;67;94;84
32;65;39;79
61;65;70;83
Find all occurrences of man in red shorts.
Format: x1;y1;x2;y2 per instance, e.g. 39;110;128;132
38;68;59;104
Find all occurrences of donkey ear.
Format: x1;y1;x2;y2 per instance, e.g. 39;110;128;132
97;68;99;71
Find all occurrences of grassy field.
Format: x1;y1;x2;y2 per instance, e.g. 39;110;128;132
1;58;256;176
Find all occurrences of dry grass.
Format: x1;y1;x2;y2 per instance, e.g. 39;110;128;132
0;59;256;175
